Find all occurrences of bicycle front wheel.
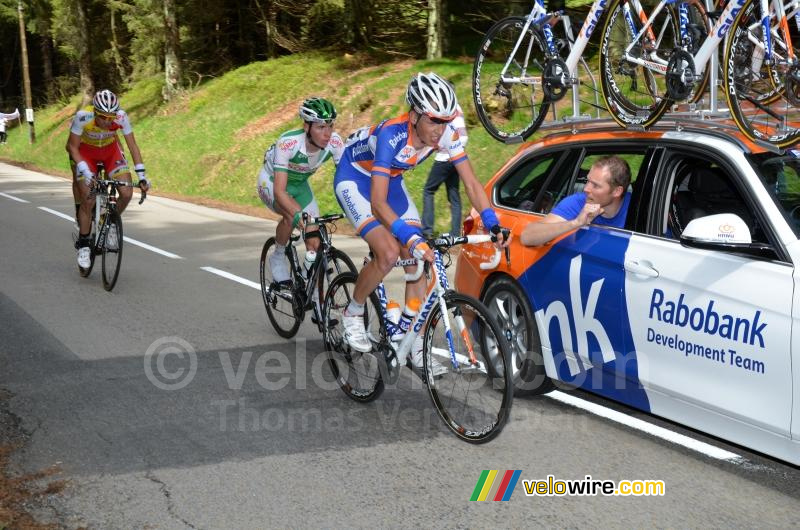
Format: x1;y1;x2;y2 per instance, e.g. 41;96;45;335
473;16;550;142
724;0;800;147
101;211;123;291
316;247;358;309
260;237;302;338
323;272;385;403
424;292;513;443
600;0;677;128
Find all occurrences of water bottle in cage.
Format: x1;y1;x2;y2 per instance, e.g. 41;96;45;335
395;298;421;341
303;250;317;278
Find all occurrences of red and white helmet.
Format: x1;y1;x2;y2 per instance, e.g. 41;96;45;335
406;72;457;121
93;89;119;115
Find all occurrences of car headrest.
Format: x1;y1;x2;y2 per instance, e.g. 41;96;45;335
688;168;732;195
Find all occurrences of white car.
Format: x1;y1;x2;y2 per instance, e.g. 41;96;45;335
455;123;800;465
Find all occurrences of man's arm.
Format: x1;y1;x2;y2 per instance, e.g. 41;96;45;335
272;170;303;226
122;132;144;166
66;132;83;163
520;203;602;246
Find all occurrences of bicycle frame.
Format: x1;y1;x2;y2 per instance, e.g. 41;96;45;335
372;234;501;370
501;0;609;84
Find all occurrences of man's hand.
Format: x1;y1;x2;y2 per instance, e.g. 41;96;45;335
575;203;603;227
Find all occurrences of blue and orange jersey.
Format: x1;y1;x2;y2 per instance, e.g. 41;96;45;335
341;112;468;179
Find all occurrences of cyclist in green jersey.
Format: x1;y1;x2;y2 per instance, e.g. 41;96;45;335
257;97;343;283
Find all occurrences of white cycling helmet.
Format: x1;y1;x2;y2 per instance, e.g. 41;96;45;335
93;89;119;115
406;72;457;120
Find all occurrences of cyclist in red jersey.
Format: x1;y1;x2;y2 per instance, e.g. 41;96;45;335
66;89;150;269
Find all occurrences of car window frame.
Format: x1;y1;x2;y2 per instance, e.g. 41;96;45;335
492;140;657;228
645;143;790;263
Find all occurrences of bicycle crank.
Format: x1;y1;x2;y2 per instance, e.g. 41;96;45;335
785;64;800;106
542;58;570;101
665;49;696;100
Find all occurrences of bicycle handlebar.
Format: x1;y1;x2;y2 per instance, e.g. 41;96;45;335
92;179;147;205
396;228;511;280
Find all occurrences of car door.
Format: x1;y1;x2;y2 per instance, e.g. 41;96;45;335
517;144;654;409
624;147;793;437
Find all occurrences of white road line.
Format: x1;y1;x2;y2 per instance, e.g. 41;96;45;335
123;237;182;259
38;206;75;221
201;266;260;290
39;206;182;259
0;192;29;203
547;390;744;463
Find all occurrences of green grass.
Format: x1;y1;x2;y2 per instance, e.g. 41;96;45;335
0;53;520;234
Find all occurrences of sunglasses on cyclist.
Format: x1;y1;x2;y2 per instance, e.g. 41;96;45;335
425;114;454;125
95;111;116;120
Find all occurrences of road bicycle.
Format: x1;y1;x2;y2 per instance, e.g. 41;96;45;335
260;213;357;338
75;166;146;291
472;0;712;142
601;0;800;146
321;232;514;443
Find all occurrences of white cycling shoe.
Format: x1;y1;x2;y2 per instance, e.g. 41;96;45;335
269;251;291;283
409;336;448;378
343;310;372;353
77;247;91;269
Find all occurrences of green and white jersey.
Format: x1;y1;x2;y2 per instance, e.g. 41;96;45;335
263;128;344;185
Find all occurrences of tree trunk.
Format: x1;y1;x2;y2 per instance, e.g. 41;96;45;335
426;0;443;60
73;0;93;105
109;8;127;84
163;0;182;100
344;0;367;48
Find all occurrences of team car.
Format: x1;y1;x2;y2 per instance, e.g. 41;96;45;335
454;121;800;465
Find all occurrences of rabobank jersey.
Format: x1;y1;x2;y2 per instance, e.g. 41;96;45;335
342;113;468;179
263;129;344;185
69;107;133;148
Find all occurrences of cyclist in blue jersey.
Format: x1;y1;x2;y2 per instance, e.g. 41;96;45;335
334;72;509;373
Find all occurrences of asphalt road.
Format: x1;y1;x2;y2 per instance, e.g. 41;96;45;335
1;162;798;528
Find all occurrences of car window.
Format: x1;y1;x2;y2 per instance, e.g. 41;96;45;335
749;153;800;239
665;156;767;243
496;152;563;213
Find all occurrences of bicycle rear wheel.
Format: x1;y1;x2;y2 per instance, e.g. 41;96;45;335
473;16;550;142
101;211;123;291
724;0;800;147
323;272;385;403
600;0;679;127
424;292;513;443
260;237;302;338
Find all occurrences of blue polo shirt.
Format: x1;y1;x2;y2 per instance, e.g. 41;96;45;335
551;192;631;228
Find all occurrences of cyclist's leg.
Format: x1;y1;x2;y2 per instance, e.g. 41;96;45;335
76;145;99;237
69;157;81;221
105;142;133;213
395;177;426;308
335;177;399;304
258;168;295;283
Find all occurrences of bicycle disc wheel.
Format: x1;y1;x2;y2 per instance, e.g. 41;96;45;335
260;237;302;338
323;272;385;403
424;292;513;443
473;16;550;142
101;211;123;291
600;0;678;127
724;0;800;147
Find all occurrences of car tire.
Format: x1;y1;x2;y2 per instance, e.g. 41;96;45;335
483;276;555;396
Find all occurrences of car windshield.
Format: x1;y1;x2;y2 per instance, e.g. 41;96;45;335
750;152;800;239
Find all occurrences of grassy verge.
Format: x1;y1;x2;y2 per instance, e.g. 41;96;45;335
0;53;521;235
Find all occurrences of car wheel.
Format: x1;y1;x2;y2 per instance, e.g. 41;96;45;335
483;276;555;396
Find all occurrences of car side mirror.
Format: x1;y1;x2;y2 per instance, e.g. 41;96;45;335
679;213;773;258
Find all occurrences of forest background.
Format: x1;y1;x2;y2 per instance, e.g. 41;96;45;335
0;0;593;231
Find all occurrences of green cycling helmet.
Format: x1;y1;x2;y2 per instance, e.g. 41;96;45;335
299;97;337;123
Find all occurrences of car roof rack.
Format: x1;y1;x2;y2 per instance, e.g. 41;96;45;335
503;115;784;155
